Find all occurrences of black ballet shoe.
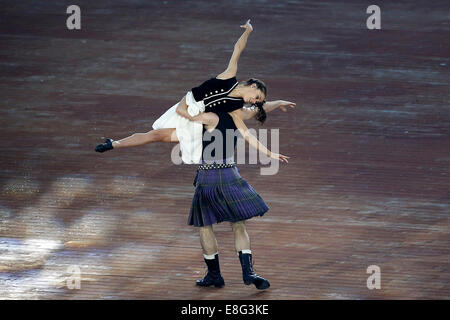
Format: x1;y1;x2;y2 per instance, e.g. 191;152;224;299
238;251;270;290
95;138;114;153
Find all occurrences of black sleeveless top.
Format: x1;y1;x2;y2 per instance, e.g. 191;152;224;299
191;77;244;113
202;112;238;164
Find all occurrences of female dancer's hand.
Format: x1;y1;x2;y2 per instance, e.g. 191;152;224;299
240;19;253;32
277;100;296;112
268;151;290;163
261;100;296;114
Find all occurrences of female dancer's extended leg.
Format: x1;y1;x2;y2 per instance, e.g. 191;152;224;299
112;128;178;149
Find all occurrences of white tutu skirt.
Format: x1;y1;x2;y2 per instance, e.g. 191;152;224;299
152;91;205;164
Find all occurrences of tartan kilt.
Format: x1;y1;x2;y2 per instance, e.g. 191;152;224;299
188;166;269;227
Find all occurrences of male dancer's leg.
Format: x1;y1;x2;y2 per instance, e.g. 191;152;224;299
231;221;251;252
196;225;224;287
199;225;219;255
232;221;270;290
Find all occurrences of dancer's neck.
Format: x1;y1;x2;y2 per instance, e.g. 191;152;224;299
229;85;243;98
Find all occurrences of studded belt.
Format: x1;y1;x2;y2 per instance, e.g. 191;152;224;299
198;163;236;170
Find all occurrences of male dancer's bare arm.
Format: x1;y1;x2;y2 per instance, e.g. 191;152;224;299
175;95;196;121
229;110;289;163
191;112;219;128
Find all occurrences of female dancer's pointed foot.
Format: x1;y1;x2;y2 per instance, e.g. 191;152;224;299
95;138;114;152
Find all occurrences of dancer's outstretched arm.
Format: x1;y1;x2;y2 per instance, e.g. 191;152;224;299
216;19;253;80
239;100;296;121
229;109;289;163
263;100;296;113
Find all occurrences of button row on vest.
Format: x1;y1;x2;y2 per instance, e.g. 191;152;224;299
205;89;225;98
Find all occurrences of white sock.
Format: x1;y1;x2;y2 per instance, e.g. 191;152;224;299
238;249;252;256
203;252;218;260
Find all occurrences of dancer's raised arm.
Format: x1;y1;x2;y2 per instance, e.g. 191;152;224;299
216;19;253;80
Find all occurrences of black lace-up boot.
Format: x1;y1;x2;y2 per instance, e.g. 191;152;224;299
238;251;270;290
196;254;225;288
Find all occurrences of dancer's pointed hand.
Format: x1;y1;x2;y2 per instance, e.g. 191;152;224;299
277;100;296;112
240;19;253;32
269;152;290;163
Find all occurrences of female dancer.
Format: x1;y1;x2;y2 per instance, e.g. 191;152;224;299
95;20;295;164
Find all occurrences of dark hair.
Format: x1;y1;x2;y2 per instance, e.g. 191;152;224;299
242;78;267;97
242;78;267;125
254;101;267;125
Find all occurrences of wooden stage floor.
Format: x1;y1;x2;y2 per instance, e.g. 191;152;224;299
0;0;449;299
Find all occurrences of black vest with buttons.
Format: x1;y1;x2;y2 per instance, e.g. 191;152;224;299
191;77;244;113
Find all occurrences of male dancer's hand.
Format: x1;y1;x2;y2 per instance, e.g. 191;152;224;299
269;152;290;163
95;138;114;153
